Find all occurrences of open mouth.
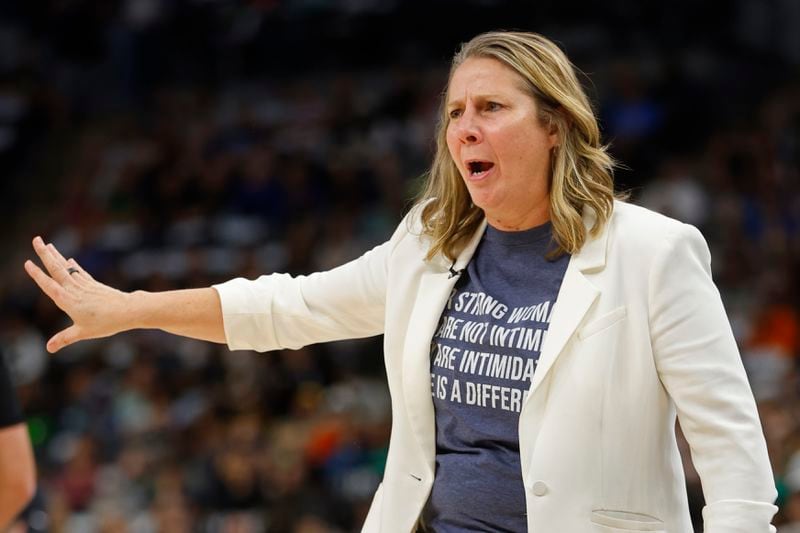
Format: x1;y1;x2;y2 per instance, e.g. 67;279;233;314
467;160;495;178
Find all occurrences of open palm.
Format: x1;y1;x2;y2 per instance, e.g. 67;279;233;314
24;237;131;353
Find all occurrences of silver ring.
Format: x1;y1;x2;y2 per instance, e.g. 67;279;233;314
66;267;80;275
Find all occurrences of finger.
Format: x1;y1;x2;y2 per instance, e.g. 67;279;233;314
24;260;68;308
50;244;88;287
47;325;83;353
65;258;92;287
50;245;96;283
32;237;69;284
47;243;69;270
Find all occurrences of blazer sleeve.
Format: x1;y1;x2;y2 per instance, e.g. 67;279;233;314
648;223;778;533
212;217;409;352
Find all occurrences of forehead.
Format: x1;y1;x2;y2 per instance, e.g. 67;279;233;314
447;56;528;102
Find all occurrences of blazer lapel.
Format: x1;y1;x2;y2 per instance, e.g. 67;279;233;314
400;205;610;472
401;219;487;476
525;206;610;401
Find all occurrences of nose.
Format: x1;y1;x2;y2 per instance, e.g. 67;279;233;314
454;109;482;145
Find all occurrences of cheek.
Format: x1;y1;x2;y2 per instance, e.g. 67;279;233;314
445;130;462;170
492;133;525;171
503;126;551;169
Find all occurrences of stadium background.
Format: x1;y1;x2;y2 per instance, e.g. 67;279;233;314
1;0;798;531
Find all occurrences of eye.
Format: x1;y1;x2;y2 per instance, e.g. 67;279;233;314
449;108;463;119
486;101;502;112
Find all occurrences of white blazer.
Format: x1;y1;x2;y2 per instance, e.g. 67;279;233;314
214;200;777;533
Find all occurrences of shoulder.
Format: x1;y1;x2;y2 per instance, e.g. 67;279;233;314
610;200;686;238
381;202;433;261
401;201;428;235
602;200;710;275
393;200;439;250
608;199;704;250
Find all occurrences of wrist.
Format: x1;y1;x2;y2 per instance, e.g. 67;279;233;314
126;290;151;330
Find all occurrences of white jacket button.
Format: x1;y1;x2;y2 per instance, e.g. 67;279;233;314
532;481;548;496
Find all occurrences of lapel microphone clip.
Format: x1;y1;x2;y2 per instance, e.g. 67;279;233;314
448;264;464;279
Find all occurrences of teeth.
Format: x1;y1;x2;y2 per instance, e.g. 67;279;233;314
467;161;493;175
468;162;491;176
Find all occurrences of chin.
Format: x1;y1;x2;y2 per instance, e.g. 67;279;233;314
465;188;498;212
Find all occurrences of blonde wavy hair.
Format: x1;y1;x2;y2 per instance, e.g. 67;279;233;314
416;31;620;261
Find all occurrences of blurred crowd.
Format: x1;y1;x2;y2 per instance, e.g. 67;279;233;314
1;1;799;532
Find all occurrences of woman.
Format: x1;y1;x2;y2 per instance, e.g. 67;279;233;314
25;31;776;532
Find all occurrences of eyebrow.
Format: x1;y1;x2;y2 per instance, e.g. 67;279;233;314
446;94;506;108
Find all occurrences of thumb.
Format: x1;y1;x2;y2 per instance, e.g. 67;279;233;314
47;325;83;353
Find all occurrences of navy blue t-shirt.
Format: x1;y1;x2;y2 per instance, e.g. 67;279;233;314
423;221;569;532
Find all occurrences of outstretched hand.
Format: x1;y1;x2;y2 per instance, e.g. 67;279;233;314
24;237;132;353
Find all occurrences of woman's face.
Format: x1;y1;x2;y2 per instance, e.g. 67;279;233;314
446;56;558;230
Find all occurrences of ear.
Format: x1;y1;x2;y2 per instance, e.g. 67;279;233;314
547;107;570;149
545;116;560;149
547;126;559;149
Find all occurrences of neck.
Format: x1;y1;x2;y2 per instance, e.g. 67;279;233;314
485;201;550;231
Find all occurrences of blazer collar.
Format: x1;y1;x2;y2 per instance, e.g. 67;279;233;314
570;204;609;272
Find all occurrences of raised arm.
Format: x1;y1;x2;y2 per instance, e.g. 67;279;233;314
24;236;225;352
